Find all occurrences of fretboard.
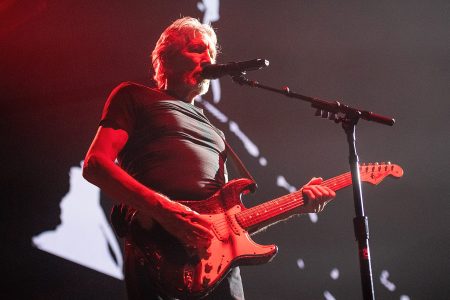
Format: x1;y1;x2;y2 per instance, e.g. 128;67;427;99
235;172;353;230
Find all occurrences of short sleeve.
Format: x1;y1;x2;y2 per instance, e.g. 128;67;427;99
99;82;136;134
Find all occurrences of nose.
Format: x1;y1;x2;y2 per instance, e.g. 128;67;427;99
201;61;212;68
200;57;215;71
201;54;213;65
203;48;215;63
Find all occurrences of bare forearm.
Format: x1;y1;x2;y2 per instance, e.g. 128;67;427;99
82;154;167;217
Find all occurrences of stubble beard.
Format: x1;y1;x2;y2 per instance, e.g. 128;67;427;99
196;79;210;96
170;72;210;101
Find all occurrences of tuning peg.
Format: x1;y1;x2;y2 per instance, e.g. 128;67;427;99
388;161;394;171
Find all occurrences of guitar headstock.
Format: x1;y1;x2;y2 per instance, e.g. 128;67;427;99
360;162;404;185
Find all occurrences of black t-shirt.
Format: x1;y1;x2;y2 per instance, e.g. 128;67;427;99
100;81;227;200
100;82;244;299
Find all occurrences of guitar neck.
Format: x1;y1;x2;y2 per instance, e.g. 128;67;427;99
236;172;353;232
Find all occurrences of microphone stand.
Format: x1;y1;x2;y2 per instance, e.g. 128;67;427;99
231;74;395;300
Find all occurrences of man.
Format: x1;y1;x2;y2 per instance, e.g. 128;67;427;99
83;17;335;300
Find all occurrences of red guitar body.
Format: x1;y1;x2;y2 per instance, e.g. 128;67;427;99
128;162;403;299
131;178;277;299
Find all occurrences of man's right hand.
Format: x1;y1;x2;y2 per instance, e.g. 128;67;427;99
153;199;213;259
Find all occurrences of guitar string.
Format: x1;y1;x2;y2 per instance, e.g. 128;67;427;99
211;167;395;230
238;173;351;219
235;175;353;229
188;165;391;215
236;166;395;229
197;170;354;216
213;174;351;230
213;173;354;230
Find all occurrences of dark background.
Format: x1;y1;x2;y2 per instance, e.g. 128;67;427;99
2;0;449;299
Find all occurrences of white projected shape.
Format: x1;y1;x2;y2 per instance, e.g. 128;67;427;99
276;175;318;223
400;295;410;300
32;162;123;279
259;157;267;166
296;258;305;269
276;175;296;192
199;99;265;166
380;270;396;292
211;79;221;103
323;290;336;300
330;268;339;280
229;121;260;157
197;0;220;24
198;1;222;103
309;213;318;223
199;98;228;123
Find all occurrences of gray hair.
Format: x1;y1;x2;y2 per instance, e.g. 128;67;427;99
151;17;218;88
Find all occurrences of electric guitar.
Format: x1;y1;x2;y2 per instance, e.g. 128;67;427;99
131;162;403;299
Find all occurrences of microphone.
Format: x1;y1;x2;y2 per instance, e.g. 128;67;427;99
201;59;269;79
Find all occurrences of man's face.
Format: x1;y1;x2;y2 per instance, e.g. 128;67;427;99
165;33;216;96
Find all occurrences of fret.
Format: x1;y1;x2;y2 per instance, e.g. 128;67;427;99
236;173;353;230
235;163;402;231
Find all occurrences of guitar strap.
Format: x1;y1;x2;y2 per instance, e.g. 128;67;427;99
223;139;258;192
194;107;258;192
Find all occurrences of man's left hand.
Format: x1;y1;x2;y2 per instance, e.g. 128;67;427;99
301;177;336;213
